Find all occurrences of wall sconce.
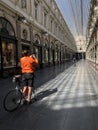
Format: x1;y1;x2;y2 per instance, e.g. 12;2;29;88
18;16;25;21
18;16;27;23
54;39;58;43
42;31;48;36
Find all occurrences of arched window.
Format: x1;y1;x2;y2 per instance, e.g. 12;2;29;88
0;17;15;36
0;17;16;69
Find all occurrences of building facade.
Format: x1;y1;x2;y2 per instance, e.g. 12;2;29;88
86;0;98;66
0;0;77;77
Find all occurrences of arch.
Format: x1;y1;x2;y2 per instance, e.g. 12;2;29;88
0;17;15;36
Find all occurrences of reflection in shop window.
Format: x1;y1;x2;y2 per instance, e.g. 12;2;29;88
2;42;16;68
36;48;38;59
44;49;48;63
55;52;57;61
34;47;38;59
46;49;48;62
50;50;52;62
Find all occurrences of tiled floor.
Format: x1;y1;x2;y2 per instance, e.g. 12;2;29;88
1;60;98;130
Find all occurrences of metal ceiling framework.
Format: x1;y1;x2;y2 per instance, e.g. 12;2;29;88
56;0;90;52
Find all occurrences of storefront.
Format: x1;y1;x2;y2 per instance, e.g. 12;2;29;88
0;17;17;77
55;44;60;64
51;43;55;65
33;34;42;68
43;43;49;66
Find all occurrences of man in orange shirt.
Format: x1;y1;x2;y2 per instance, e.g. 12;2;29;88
20;50;38;104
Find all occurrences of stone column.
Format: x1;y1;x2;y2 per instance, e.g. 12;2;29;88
29;23;33;53
16;18;21;64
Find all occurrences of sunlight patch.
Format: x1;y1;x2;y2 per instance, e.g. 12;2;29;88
50;102;98;110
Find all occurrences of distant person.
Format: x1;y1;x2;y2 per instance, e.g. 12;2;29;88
20;50;38;104
73;56;76;66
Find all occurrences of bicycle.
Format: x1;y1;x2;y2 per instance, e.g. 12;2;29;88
3;74;37;112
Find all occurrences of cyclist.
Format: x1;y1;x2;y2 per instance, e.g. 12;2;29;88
20;50;38;104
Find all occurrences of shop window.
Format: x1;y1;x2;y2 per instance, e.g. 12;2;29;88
33;46;38;59
50;50;53;62
55;51;57;61
2;41;16;68
22;29;27;40
34;34;41;44
46;49;48;62
44;48;48;63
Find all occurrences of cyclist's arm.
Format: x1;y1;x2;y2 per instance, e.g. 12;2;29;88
33;58;38;64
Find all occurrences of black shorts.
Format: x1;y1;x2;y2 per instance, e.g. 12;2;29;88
22;73;34;87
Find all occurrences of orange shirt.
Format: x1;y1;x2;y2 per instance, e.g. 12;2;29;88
20;56;38;73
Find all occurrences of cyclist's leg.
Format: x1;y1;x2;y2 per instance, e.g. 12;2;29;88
27;74;34;103
22;74;28;97
22;86;27;97
27;86;32;102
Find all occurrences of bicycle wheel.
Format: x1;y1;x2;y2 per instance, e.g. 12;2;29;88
3;89;22;112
